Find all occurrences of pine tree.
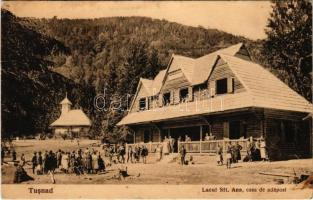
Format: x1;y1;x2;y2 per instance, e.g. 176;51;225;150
263;0;312;100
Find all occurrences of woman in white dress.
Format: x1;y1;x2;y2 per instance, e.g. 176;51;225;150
61;152;69;173
156;144;163;161
92;152;99;174
260;137;267;161
162;137;170;155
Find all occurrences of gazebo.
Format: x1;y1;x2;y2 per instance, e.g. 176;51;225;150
50;94;91;138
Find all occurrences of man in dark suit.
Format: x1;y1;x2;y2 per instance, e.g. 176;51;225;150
179;145;186;165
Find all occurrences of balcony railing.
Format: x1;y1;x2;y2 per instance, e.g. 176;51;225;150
126;138;249;153
178;138;249;153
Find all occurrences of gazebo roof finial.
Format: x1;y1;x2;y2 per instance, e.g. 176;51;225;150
60;92;72;105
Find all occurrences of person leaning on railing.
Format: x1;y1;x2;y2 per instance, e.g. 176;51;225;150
185;134;191;142
204;133;216;141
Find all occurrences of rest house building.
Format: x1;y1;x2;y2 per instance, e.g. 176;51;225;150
117;43;313;160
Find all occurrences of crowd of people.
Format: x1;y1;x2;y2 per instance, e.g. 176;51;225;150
154;134;192;160
126;145;149;164
216;136;267;169
30;148;106;176
3;134;269;183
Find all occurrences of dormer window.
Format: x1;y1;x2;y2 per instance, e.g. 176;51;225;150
139;98;146;110
216;78;228;95
216;78;234;95
179;88;188;103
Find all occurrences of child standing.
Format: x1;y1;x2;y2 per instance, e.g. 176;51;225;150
31;152;37;174
216;145;223;166
226;142;232;169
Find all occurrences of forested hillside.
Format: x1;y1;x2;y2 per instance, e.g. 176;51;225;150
31;16;260;88
1;9;96;138
27;15;263;141
2;0;311;141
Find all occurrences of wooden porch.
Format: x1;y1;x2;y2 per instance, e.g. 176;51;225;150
126;138;249;154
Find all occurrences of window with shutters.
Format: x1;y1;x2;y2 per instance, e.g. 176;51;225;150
139;98;146;110
216;78;228;94
179;88;188;103
163;92;171;106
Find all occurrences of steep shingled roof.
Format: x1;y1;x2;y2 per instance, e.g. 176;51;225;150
151;70;166;93
192;43;243;85
118;53;313;126
219;54;313;113
168;55;195;83
140;78;154;94
139;70;167;96
129;70;166;111
160;43;244;86
51;109;91;127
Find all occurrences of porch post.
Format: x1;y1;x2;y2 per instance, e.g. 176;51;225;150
133;131;136;144
168;128;170;137
158;129;161;142
200;125;203;153
309;117;313;156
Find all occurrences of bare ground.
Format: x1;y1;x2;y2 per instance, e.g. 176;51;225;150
2;139;312;184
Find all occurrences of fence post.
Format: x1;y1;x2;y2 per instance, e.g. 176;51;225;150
200;125;203;153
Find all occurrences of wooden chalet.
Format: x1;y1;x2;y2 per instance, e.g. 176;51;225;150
117;43;313;160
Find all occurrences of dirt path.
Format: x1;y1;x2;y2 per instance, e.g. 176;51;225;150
2;140;312;184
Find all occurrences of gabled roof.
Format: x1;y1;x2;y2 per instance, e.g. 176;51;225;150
192;43;244;85
151;70;166;93
140;70;167;96
118;53;313;126
140;78;154;94
129;70;166;111
160;43;245;86
51;109;91;127
168;55;195;83
219;54;313;113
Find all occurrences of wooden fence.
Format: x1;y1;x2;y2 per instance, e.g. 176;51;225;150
178;138;249;153
126;138;249;153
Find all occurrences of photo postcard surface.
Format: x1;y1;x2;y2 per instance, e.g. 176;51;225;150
1;1;312;199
